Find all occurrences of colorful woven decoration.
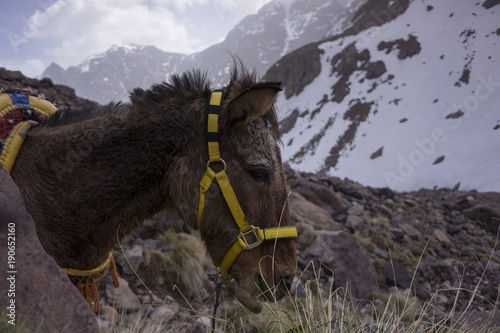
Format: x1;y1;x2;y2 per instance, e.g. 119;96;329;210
0;91;57;172
63;251;120;312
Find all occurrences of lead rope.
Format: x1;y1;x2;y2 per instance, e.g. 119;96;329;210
208;273;224;332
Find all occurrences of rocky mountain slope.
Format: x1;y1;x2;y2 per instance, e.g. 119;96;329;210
265;0;500;192
43;45;184;104
0;67;95;109
98;164;500;331
41;0;365;104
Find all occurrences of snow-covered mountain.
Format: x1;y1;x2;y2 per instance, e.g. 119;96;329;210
42;0;365;104
44;45;184;103
266;0;500;192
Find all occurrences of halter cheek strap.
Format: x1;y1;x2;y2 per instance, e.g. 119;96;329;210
196;89;297;283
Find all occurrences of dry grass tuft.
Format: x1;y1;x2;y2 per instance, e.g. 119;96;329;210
147;229;211;297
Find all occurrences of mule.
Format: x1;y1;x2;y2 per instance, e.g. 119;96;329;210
10;67;297;313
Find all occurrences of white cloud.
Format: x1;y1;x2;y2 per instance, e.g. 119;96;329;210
0;59;48;78
8;0;273;71
150;0;210;11
211;0;272;20
26;0;216;68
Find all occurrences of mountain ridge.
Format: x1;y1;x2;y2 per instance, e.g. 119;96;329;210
41;0;365;104
266;0;500;192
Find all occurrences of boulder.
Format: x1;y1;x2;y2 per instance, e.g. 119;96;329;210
456;192;500;233
117;244;144;275
293;177;348;215
100;305;119;325
0;167;98;332
400;223;424;242
432;228;453;248
334;178;373;201
420;257;460;285
382;261;413;289
106;277;141;311
149;306;176;324
301;230;378;300
288;192;341;230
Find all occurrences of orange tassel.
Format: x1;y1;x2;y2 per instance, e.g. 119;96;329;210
91;280;100;312
110;256;120;288
65;251;119;312
76;281;84;296
84;281;92;309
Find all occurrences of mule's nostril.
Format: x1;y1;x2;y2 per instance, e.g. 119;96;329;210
281;275;293;291
257;274;268;291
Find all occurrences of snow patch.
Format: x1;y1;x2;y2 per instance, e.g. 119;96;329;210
278;0;500;192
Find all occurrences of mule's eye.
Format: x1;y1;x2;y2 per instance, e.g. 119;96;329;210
248;169;269;182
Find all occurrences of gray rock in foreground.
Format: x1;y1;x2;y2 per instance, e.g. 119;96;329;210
301;230;379;300
0;166;98;332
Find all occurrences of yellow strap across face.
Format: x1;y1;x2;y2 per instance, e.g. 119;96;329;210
197;166;217;230
263;226;298;240
207;90;223;163
218;237;249;281
217;226;298;282
215;169;251;233
197;162;251;233
197;90;297;283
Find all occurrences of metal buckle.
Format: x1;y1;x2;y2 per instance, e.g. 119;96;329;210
214;266;233;284
206;158;227;171
239;225;263;250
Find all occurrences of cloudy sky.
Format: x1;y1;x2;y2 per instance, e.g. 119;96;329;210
0;0;272;78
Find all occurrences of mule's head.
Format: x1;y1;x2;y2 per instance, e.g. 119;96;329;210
176;74;297;313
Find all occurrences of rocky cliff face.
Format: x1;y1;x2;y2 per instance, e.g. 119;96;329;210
265;0;500;192
0;67;95;109
0;167;98;332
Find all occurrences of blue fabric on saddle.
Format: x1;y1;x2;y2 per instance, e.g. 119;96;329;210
0;91;57;173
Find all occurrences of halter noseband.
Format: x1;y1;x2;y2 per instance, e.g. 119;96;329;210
196;89;297;283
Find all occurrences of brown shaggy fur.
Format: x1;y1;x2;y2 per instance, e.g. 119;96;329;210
10;66;296;313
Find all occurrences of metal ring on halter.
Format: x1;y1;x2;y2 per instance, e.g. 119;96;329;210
207;158;227;171
239;225;264;250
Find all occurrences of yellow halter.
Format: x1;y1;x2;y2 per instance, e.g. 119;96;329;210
196;89;297;283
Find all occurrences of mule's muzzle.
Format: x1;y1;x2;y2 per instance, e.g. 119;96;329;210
257;274;293;302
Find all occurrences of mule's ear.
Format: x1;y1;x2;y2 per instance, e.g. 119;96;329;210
228;83;281;125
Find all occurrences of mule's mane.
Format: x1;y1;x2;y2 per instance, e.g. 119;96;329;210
129;69;211;108
40;102;129;127
39;67;281;137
